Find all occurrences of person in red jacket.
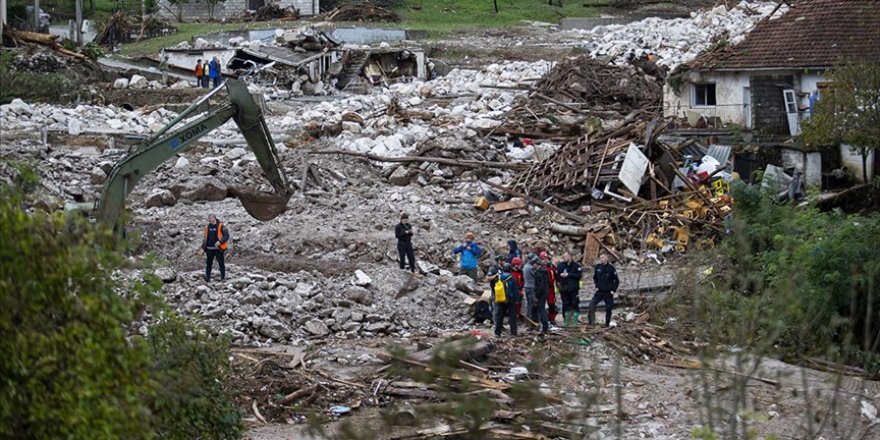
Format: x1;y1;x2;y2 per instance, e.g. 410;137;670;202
540;251;559;325
510;257;525;317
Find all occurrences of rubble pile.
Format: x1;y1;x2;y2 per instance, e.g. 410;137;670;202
252;3;300;21
577;1;786;68
532;56;663;112
320;1;401;22
0;97;177;135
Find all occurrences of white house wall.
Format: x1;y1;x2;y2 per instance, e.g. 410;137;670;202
663;69;828;127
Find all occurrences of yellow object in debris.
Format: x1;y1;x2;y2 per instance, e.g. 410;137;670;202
684;200;702;210
695;238;715;251
473;197;490;210
711;179;730;196
671;226;691;247
645;233;664;249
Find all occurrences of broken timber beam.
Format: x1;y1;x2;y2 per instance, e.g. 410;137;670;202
483;180;587;224
309;149;527;170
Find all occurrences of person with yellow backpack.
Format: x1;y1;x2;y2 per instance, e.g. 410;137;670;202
493;263;519;338
201;214;230;282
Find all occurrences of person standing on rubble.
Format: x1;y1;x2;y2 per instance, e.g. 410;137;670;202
522;254;537;321
486;254;506;292
202;214;230;282
395;213;416;273
494;263;519;338
541;251;559;326
532;255;551;334
589;254;619;327
209;56;222;89
556;251;583;327
510;257;525;318
506;239;522;263
453;231;482;282
195;59;205;88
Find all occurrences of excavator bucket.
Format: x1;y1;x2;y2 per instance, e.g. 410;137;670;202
231;187;290;221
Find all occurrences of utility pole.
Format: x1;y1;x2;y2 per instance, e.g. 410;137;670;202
33;0;39;30
1;0;7;39
75;0;83;45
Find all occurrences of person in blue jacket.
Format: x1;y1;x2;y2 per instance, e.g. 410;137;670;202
209;56;222;88
494;264;519;337
452;231;482;282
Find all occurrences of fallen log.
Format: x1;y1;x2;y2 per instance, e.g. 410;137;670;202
549;222;587;236
656;359;780;386
309;149;527;170
279;384;318;404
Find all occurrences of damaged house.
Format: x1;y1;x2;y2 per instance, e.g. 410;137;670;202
663;0;880;183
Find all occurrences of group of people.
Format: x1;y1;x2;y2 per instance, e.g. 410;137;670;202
194;57;223;89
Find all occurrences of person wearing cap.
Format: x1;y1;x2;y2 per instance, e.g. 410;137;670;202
485;254;506;292
532;254;550;334
201;214;230;282
510;257;525;317
395;213;416;273
556;251;583;327
494;263;519;337
453;231;482;281
590;254;619;327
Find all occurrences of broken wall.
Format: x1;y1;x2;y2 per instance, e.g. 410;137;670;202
155;0;319;21
663;71;749;126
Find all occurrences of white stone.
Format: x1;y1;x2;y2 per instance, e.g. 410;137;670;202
67;119;83;135
175;157;190;168
225;147;246;159
170;80;190;89
113;78;129;89
354;270;372;287
129;74;148;89
193;38;210;49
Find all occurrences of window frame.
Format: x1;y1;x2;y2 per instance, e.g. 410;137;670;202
691;83;717;107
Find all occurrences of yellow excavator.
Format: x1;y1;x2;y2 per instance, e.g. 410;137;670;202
96;80;292;231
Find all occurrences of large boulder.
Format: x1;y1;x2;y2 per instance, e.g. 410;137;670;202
171;176;228;201
129;74;148;89
113;78;129;89
144;188;177;208
304;319;330;337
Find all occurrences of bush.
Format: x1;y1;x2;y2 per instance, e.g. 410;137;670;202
0;183;242;439
661;183;880;373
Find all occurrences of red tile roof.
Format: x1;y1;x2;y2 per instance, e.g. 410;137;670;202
690;0;880;71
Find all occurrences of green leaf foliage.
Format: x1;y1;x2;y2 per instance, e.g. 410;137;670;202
0;184;242;439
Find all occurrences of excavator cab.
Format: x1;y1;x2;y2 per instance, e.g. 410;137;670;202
96;80;292;231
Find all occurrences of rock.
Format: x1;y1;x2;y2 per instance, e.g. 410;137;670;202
193;37;210;49
341;121;362;134
332;308;352;325
171;176;228;201
342;322;361;332
304;319;330;337
388;166;414;186
366;322;389;333
67;119;82;136
153;267;177;283
354;270;372;287
346;287;373;306
170;80;190;89
113;78;129;89
144;188;176;208
228;36;246;46
175;157;190;168
129;74;148;89
351;311;364;322
225;147;246;159
89;166;107;185
259;318;290;340
147;80;163;89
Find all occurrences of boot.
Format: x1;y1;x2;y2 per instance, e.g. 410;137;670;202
562;312;570;327
573;311;580;325
587;311;595;326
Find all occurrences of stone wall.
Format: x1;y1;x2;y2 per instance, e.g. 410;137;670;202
157;0;318;22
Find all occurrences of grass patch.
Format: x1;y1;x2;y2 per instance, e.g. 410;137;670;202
118;20;291;56
392;0;604;33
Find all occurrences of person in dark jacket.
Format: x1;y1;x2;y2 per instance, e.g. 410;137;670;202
494;264;519;337
485;254;506;292
209;56;222;88
395;213;416;272
533;258;550;334
589;254;619;327
202;214;230;282
506;239;522;263
556;252;583;327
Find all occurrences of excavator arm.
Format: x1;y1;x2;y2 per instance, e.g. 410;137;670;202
98;80;291;230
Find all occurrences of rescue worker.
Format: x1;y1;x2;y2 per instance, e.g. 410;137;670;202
194;59;205;88
510;257;525;317
506;239;522;263
533;255;550;334
556;251;583;327
209;56;222;88
485;254;506;292
452;231;482;282
395;213;416;273
541;251;559;325
494;263;519;337
589;254;619;327
202;214;229;282
522;253;537;321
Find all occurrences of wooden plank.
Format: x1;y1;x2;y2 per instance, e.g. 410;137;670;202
492;199;527;212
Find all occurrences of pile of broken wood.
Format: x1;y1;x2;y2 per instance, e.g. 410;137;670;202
252;3;300;21
1;28;90;61
320;1;401;22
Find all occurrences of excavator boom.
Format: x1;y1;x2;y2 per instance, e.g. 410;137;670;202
97;80;291;230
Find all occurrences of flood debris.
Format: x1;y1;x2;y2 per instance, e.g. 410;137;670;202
319;1;401;22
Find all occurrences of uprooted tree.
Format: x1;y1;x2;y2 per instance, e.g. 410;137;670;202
801;61;880;183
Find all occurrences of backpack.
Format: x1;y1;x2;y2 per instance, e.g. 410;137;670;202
474;300;492;324
493;278;507;303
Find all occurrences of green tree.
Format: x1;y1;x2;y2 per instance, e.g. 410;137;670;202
0;180;242;439
204;0;227;21
801;62;880;183
162;0;190;22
